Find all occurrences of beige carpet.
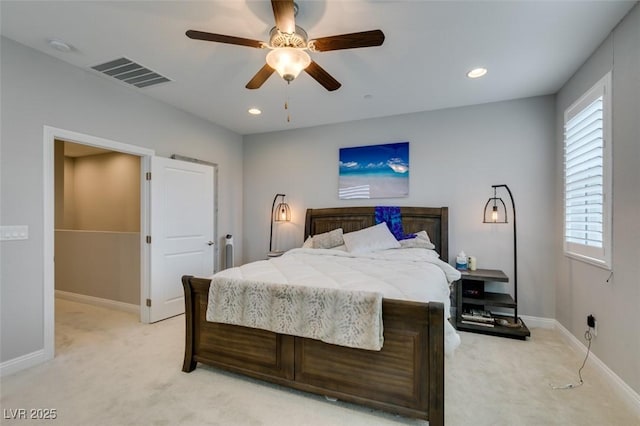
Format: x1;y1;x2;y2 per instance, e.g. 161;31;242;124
1;299;638;425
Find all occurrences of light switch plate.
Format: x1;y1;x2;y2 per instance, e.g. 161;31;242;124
0;225;29;241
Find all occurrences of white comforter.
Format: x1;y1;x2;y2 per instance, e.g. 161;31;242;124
211;247;461;354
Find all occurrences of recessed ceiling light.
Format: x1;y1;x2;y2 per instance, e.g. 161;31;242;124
467;68;488;79
47;38;72;53
248;108;262;115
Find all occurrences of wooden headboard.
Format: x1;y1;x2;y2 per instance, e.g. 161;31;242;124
304;206;449;262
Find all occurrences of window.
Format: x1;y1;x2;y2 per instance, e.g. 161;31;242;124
563;72;612;269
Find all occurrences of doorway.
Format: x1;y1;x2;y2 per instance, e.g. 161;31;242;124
43;126;217;363
43;126;154;362
54;140;142;313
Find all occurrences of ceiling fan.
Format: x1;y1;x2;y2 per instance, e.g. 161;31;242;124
186;0;385;91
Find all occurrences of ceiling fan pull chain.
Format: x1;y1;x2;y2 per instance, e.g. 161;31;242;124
285;83;291;123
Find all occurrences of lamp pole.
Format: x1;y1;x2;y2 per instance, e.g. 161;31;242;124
492;184;517;320
269;193;285;253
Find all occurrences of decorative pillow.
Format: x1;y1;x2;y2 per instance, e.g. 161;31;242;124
399;238;436;250
399;238;433;249
399;230;436;249
312;228;344;249
415;230;432;243
302;236;313;248
343;222;401;254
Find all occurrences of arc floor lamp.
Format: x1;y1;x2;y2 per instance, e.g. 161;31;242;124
483;184;519;322
269;193;291;254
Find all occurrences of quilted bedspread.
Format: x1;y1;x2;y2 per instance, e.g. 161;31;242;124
207;276;383;350
207;247;461;353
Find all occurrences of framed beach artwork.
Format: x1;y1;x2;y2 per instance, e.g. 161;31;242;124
339;142;409;199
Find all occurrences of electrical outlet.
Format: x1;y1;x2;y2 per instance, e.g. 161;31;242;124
587;314;597;336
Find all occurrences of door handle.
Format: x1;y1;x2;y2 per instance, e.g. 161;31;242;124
207;241;215;246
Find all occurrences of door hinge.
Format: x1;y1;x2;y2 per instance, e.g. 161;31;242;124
146;235;151;244
146;299;152;307
146;172;151;180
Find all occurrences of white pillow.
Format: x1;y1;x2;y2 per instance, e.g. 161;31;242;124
343;222;401;254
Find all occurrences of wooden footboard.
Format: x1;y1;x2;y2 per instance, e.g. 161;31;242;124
182;275;444;425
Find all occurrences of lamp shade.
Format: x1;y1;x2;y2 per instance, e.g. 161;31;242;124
274;202;291;222
483;186;508;223
266;47;311;82
483;197;508;223
269;193;291;253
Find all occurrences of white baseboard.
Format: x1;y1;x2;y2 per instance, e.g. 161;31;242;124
554;320;640;417
1;293;139;378
0;349;49;378
55;290;139;314
520;314;556;329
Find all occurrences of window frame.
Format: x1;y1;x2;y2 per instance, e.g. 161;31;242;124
563;71;612;270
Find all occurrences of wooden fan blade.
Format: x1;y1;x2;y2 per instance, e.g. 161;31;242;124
271;0;296;34
310;30;385;52
304;61;341;91
246;64;275;89
186;30;263;49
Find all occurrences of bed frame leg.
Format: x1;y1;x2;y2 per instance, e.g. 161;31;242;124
183;358;197;373
182;275;197;373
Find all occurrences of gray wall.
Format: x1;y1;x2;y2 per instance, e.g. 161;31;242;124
243;95;557;319
555;4;640;394
0;37;244;363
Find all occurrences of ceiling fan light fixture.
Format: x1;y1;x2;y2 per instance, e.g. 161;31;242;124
266;47;311;82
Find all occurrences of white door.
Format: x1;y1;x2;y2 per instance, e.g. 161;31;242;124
149;156;214;322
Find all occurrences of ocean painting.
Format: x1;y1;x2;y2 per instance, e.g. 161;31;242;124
339;142;409;199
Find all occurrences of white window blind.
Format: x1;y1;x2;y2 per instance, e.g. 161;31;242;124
563;72;611;269
565;97;603;246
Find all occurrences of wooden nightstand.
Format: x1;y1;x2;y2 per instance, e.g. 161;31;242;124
454;268;530;340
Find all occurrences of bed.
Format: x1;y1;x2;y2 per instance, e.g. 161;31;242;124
182;206;456;425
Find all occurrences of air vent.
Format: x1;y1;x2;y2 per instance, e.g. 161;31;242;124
91;57;171;88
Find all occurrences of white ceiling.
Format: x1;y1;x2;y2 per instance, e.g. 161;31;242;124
1;1;635;136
